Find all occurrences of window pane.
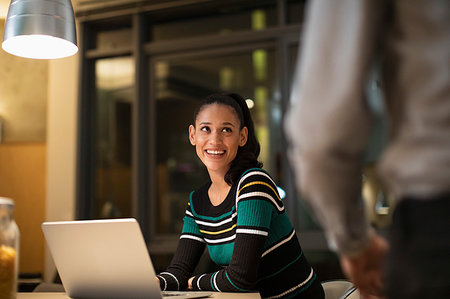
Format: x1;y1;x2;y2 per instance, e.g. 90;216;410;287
152;49;280;234
95;57;134;218
150;4;277;42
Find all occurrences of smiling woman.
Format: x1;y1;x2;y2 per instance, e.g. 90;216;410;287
156;93;325;299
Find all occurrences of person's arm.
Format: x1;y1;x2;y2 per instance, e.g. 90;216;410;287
190;233;267;292
285;1;390;297
340;234;388;298
157;199;206;291
189;170;277;292
285;0;386;257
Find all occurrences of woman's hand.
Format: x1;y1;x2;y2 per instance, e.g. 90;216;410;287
187;276;195;290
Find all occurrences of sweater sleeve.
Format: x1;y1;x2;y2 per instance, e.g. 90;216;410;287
191;170;279;292
157;197;206;291
284;0;383;256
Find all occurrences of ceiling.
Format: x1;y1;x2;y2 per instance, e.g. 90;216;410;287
0;0;135;18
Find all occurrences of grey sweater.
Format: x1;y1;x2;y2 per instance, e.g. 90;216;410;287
285;0;450;256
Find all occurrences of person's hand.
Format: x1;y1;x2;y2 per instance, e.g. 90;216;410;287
340;234;388;299
187;276;195;290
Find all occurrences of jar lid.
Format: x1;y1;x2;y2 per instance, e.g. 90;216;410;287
0;197;14;205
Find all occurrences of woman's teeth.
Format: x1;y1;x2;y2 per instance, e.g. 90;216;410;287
206;150;225;155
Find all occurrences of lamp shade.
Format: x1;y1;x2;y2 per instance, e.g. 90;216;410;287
2;0;78;59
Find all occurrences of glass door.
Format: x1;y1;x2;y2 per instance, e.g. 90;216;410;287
149;46;282;235
94;56;134;219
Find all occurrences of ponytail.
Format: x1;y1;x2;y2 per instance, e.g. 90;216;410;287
224;93;262;185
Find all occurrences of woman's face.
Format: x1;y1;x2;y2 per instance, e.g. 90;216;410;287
189;103;248;176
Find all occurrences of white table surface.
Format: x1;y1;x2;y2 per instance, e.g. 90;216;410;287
17;292;261;299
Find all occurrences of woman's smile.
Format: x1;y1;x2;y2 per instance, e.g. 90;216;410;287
205;149;226;156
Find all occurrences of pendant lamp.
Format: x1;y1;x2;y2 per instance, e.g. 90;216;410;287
2;0;78;59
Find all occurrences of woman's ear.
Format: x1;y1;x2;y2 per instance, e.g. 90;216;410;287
189;125;196;146
239;127;248;147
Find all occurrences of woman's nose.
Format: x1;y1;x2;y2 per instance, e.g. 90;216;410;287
209;130;222;144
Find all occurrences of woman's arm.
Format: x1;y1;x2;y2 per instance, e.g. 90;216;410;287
157;201;206;291
284;0;383;256
157;238;205;291
190;233;267;292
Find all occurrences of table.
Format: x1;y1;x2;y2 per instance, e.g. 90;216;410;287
17;292;261;298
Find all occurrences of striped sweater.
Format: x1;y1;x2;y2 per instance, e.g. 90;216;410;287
157;168;324;298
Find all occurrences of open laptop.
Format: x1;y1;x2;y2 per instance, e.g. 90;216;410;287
42;218;211;299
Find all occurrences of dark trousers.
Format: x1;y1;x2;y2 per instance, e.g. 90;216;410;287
385;195;450;299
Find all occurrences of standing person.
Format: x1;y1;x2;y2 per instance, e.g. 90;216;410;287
157;93;324;298
285;0;450;299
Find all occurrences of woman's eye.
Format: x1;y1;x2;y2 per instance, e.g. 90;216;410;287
200;126;210;132
222;127;232;133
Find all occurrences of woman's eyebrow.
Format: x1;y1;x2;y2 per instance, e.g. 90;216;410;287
198;121;235;127
222;122;235;127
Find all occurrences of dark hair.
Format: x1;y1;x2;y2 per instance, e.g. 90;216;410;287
193;93;263;185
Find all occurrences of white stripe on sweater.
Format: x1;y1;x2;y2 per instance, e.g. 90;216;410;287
237;191;284;212
160;272;179;291
180;234;205;243
195;212;237;227
196;274;206;291
262;229;296;257
236;228;268;236
204;234;236;244
213;272;221;292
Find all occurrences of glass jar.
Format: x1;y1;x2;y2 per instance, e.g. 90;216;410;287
0;197;19;299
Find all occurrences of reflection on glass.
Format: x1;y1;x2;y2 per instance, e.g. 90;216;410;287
153;49;279;234
95;57;134;219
